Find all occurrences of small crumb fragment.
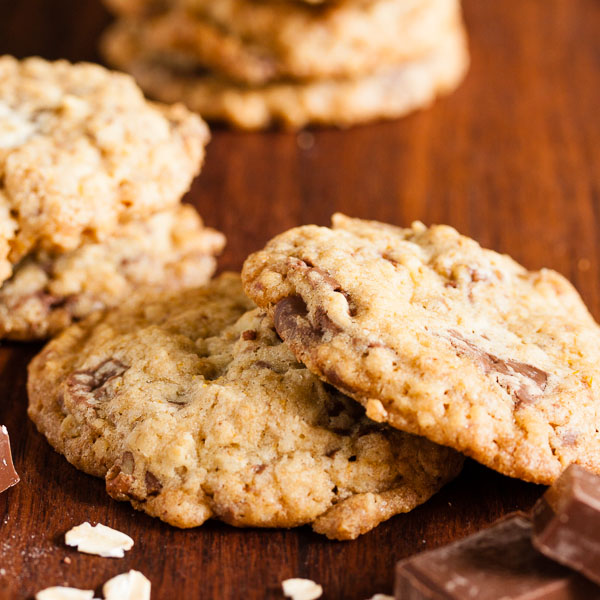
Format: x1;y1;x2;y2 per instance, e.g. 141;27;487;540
35;587;95;600
65;522;134;558
103;570;151;600
282;578;323;600
367;595;394;600
63;557;72;565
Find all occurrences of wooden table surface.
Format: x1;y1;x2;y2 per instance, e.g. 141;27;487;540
1;0;599;598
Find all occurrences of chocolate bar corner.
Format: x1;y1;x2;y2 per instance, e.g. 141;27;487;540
395;512;598;599
532;464;600;586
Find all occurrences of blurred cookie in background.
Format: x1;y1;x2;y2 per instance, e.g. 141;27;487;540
101;0;469;129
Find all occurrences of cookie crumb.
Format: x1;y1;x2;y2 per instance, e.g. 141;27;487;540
282;578;323;600
103;570;150;600
65;522;133;558
63;557;72;565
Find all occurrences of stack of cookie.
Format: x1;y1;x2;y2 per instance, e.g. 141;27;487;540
0;55;224;340
99;0;469;129
27;214;600;541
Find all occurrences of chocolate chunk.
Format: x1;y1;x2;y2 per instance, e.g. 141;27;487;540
395;513;598;599
274;295;318;345
0;425;19;494
299;260;357;316
241;330;257;341
145;471;163;496
306;264;343;292
106;451;144;502
67;358;129;404
448;331;548;405
313;306;342;336
532;465;600;585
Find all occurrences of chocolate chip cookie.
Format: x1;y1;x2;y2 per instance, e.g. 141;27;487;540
0;55;209;281
0;204;224;340
101;21;468;129
27;273;462;539
242;214;600;485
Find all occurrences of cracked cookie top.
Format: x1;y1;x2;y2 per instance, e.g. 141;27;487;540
242;214;600;484
27;273;461;540
0;55;209;282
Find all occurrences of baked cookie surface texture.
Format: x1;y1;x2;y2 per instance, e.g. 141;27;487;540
242;214;600;485
101;20;468;129
0;204;224;340
28;274;462;540
0;55;209;278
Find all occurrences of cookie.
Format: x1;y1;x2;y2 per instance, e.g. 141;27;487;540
0;204;224;340
0;55;209;282
103;0;461;85
178;0;461;83
27;273;462;540
242;214;600;485
101;21;468;129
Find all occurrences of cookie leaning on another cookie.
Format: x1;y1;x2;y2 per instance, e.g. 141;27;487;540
0;55;209;281
242;214;600;485
27;273;463;540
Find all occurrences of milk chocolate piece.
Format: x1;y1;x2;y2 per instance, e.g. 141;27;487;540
395;513;599;599
532;465;600;585
0;425;19;493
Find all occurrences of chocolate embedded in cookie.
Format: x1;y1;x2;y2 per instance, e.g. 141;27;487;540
242;214;600;484
0;204;224;340
27;273;462;540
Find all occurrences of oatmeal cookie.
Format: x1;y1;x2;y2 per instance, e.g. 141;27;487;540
0;204;224;340
102;0;460;85
0;55;209;281
28;274;462;539
242;215;600;485
101;21;468;129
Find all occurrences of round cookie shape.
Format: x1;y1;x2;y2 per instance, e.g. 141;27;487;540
101;21;468;129
0;55;209;280
0;204;224;340
27;273;462;540
242;214;600;485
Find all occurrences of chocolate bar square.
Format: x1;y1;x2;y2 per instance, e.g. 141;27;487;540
533;464;600;586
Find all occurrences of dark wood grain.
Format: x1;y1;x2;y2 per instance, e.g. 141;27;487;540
1;0;599;598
